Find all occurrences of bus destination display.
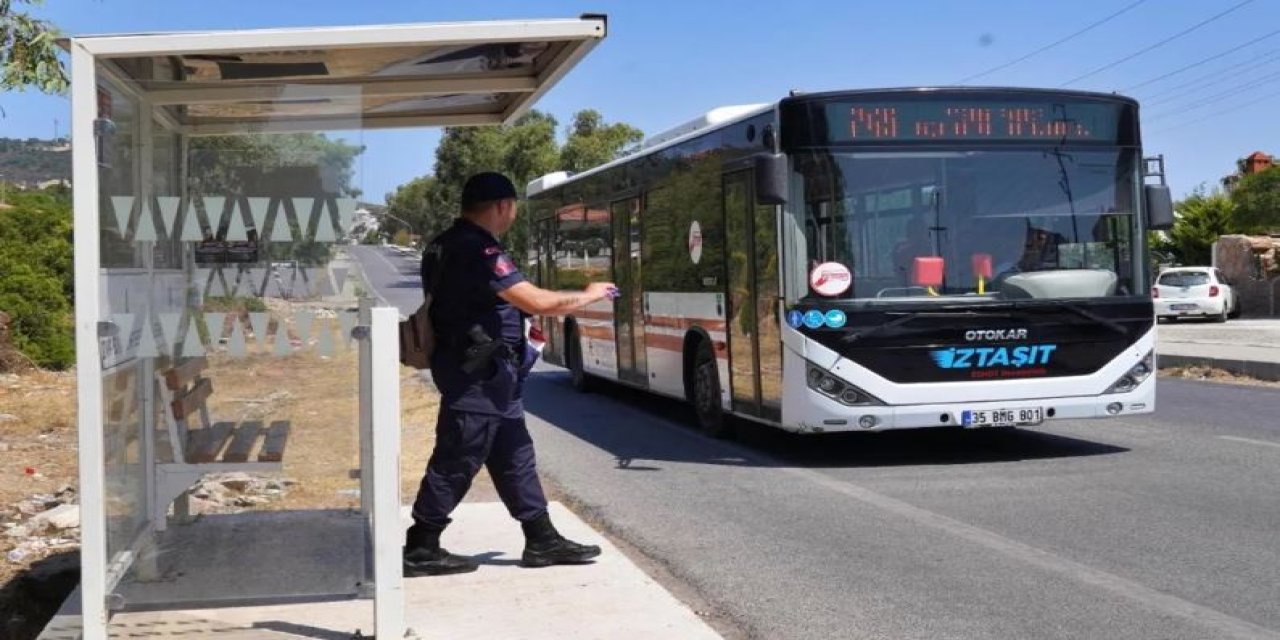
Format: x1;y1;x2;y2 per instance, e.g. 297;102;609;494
824;101;1122;143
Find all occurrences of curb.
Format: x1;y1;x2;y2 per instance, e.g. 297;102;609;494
1158;354;1280;382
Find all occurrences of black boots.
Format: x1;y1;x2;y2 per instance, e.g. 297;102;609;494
521;513;602;568
403;523;478;577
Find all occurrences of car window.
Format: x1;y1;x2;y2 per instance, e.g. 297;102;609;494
1158;271;1210;287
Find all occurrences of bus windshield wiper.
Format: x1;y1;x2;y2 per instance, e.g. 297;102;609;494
841;308;1014;344
1015;300;1128;335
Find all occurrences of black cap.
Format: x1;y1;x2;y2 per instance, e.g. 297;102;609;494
460;172;517;210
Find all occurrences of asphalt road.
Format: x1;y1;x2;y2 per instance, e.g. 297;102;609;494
347;244;423;315
352;247;1280;640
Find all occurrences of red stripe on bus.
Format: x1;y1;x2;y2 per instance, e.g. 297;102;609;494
574;309;614;321
645;315;727;333
579;325;614;341
643;332;729;360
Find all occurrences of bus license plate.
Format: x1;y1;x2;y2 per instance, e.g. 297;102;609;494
962;407;1043;427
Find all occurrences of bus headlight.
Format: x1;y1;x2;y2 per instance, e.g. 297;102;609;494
806;363;884;406
1105;351;1154;394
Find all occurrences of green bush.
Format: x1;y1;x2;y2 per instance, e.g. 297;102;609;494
0;190;75;369
0;259;74;368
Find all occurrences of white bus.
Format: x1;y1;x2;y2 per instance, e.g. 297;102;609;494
526;87;1174;437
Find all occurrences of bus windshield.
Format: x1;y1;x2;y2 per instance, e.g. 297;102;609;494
795;148;1140;301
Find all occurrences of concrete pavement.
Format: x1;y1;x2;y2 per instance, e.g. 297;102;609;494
39;503;724;640
1158;319;1280;380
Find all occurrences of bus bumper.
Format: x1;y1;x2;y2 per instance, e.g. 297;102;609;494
785;377;1155;433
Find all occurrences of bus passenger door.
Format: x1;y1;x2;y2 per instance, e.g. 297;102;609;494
611;197;647;385
723;170;781;420
536;217;560;363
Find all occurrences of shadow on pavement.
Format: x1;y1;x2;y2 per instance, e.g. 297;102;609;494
524;370;1130;470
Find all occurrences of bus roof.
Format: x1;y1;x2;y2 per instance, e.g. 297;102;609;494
526;101;776;197
525;86;1140;198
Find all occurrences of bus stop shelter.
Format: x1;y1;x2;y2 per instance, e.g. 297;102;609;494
58;16;606;639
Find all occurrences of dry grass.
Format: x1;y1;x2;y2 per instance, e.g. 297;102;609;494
0;336;501;604
0;371;79;590
1159;365;1280;388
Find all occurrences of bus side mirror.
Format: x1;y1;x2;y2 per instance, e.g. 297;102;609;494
1145;184;1174;231
754;153;788;206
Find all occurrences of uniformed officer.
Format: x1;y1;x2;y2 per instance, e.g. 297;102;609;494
404;171;617;576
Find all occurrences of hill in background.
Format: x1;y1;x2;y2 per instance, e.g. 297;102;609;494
0;138;71;188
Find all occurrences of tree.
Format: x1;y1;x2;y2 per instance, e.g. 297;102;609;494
1165;189;1237;266
1;0;67;97
1230;165;1280;234
426;110;562;257
559;109;643;173
0;190;74;369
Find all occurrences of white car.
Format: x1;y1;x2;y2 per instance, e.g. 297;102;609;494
1153;267;1240;322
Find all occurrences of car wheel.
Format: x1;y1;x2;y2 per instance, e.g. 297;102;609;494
1213;306;1228;323
690;339;732;438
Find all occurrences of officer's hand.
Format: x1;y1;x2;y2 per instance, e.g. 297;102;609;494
585;282;618;302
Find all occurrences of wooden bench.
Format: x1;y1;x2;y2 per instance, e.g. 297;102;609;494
152;357;291;529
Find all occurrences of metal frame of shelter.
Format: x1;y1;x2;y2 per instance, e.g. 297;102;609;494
66;17;606;639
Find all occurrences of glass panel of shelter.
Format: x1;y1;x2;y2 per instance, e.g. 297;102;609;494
95;61;371;628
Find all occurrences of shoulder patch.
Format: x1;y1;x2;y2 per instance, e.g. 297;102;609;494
493;254;516;277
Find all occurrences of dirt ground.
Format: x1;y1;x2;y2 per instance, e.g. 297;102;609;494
1159;365;1280;387
0;341;481;639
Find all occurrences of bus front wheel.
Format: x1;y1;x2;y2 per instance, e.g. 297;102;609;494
690;339;731;438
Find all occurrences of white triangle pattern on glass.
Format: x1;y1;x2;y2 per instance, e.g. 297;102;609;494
273;323;293;357
202;197;226;236
294;311;314;343
247;197;272;236
317;320;335;357
158;313;182;353
334;198;357;233
249;313;270;347
312;204;337;242
182;318;206;357
181;200;205;241
157;197;183;241
110;196;134;237
134;200;160;242
137;318;160;358
225;200;248;241
110;313;136;358
338;310;357;346
228;320;248;358
203;312;227;344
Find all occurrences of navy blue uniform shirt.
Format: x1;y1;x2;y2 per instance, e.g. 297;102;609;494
422;218;528;417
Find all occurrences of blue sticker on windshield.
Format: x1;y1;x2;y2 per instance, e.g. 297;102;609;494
824;309;847;328
803;310;825;329
786;310;804;329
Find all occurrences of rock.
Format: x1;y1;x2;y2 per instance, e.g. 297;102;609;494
0;441;10;452
30;504;79;531
215;472;255;493
5;524;31;539
0;414;17;423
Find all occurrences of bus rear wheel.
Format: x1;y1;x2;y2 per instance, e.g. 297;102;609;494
690;339;731;438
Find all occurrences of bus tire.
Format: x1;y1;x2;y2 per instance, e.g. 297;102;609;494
689;338;731;438
567;324;594;393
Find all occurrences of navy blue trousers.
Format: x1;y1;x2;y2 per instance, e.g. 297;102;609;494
410;404;549;530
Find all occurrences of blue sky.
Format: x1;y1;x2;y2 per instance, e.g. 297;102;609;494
1;0;1276;202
